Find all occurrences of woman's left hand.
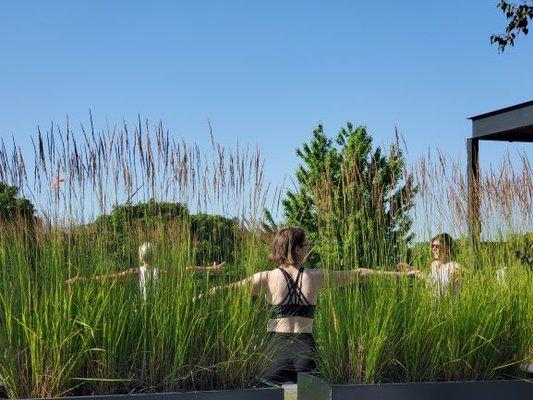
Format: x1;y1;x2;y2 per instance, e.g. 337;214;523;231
213;261;226;271
396;263;414;272
407;269;424;278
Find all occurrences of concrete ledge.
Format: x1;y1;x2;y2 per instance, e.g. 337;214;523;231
298;372;533;400
20;385;283;400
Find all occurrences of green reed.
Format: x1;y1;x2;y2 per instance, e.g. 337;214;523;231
0;118;273;397
0;119;531;398
313;151;532;384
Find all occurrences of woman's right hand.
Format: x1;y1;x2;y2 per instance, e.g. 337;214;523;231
213;261;226;271
396;262;414;272
66;276;83;285
406;269;424;278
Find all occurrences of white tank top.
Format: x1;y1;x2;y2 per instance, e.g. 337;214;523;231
139;266;158;300
428;262;460;296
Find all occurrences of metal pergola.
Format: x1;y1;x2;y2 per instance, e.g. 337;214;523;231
467;100;533;241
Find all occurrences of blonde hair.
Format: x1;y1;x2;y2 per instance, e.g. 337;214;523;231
138;242;154;264
267;227;307;265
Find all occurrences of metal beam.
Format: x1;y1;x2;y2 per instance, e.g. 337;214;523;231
470;100;533;139
467;138;480;243
467;101;533;245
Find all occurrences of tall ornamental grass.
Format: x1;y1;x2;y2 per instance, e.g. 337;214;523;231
0;118;274;397
0;119;531;397
314;149;532;384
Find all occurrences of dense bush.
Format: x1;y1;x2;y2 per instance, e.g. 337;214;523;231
0;181;35;223
92;199;238;266
190;212;238;264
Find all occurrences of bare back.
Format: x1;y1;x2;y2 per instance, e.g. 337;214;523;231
246;264;394;333
261;266;324;334
264;266;322;305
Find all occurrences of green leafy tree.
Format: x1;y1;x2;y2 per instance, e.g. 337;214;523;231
93;199;189;265
93;199;237;265
491;1;533;51
283;124;339;242
191;213;238;264
0;182;35;224
509;232;533;268
0;182;38;276
276;123;416;268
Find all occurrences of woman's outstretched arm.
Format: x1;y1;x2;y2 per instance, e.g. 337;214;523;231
186;261;227;274
322;267;421;288
196;270;269;300
66;268;139;284
157;262;227;277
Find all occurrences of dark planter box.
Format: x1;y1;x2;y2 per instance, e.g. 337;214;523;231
20;385;283;400
298;372;533;400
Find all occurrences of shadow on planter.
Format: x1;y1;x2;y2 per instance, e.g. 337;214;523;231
14;383;283;400
298;372;533;400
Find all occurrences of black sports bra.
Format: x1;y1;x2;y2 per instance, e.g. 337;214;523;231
272;267;316;319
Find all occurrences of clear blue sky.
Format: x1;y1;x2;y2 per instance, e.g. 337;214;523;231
1;1;532;204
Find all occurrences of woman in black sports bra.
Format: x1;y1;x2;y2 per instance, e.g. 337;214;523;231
204;227;421;383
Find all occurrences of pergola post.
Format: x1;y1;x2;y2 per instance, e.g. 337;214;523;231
467;100;533;246
466;138;480;243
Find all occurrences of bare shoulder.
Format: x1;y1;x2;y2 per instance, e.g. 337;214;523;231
305;268;324;277
262;268;280;278
252;269;272;283
305;268;325;283
258;269;272;278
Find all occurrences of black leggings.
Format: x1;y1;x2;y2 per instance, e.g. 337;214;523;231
262;332;317;383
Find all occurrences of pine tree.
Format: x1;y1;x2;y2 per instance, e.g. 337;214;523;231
277;123;416;268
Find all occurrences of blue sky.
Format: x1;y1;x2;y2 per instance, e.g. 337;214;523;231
1;1;532;209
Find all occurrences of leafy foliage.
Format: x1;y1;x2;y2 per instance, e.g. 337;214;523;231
277;123;416;268
190;212;238;264
491;1;533;51
509;232;533;268
0;181;35;223
93;199;237;265
283;124;337;242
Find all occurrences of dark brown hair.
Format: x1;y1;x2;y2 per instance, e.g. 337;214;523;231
267;227;307;265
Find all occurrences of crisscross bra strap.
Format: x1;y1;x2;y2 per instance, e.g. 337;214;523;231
273;304;315;318
277;267;312;306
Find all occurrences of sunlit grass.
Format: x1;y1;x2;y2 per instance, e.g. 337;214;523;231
0;119;531;397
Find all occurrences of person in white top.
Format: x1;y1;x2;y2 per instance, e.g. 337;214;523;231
397;233;463;296
66;242;226;300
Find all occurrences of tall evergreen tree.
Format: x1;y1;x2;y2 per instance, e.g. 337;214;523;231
275;123;416;268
